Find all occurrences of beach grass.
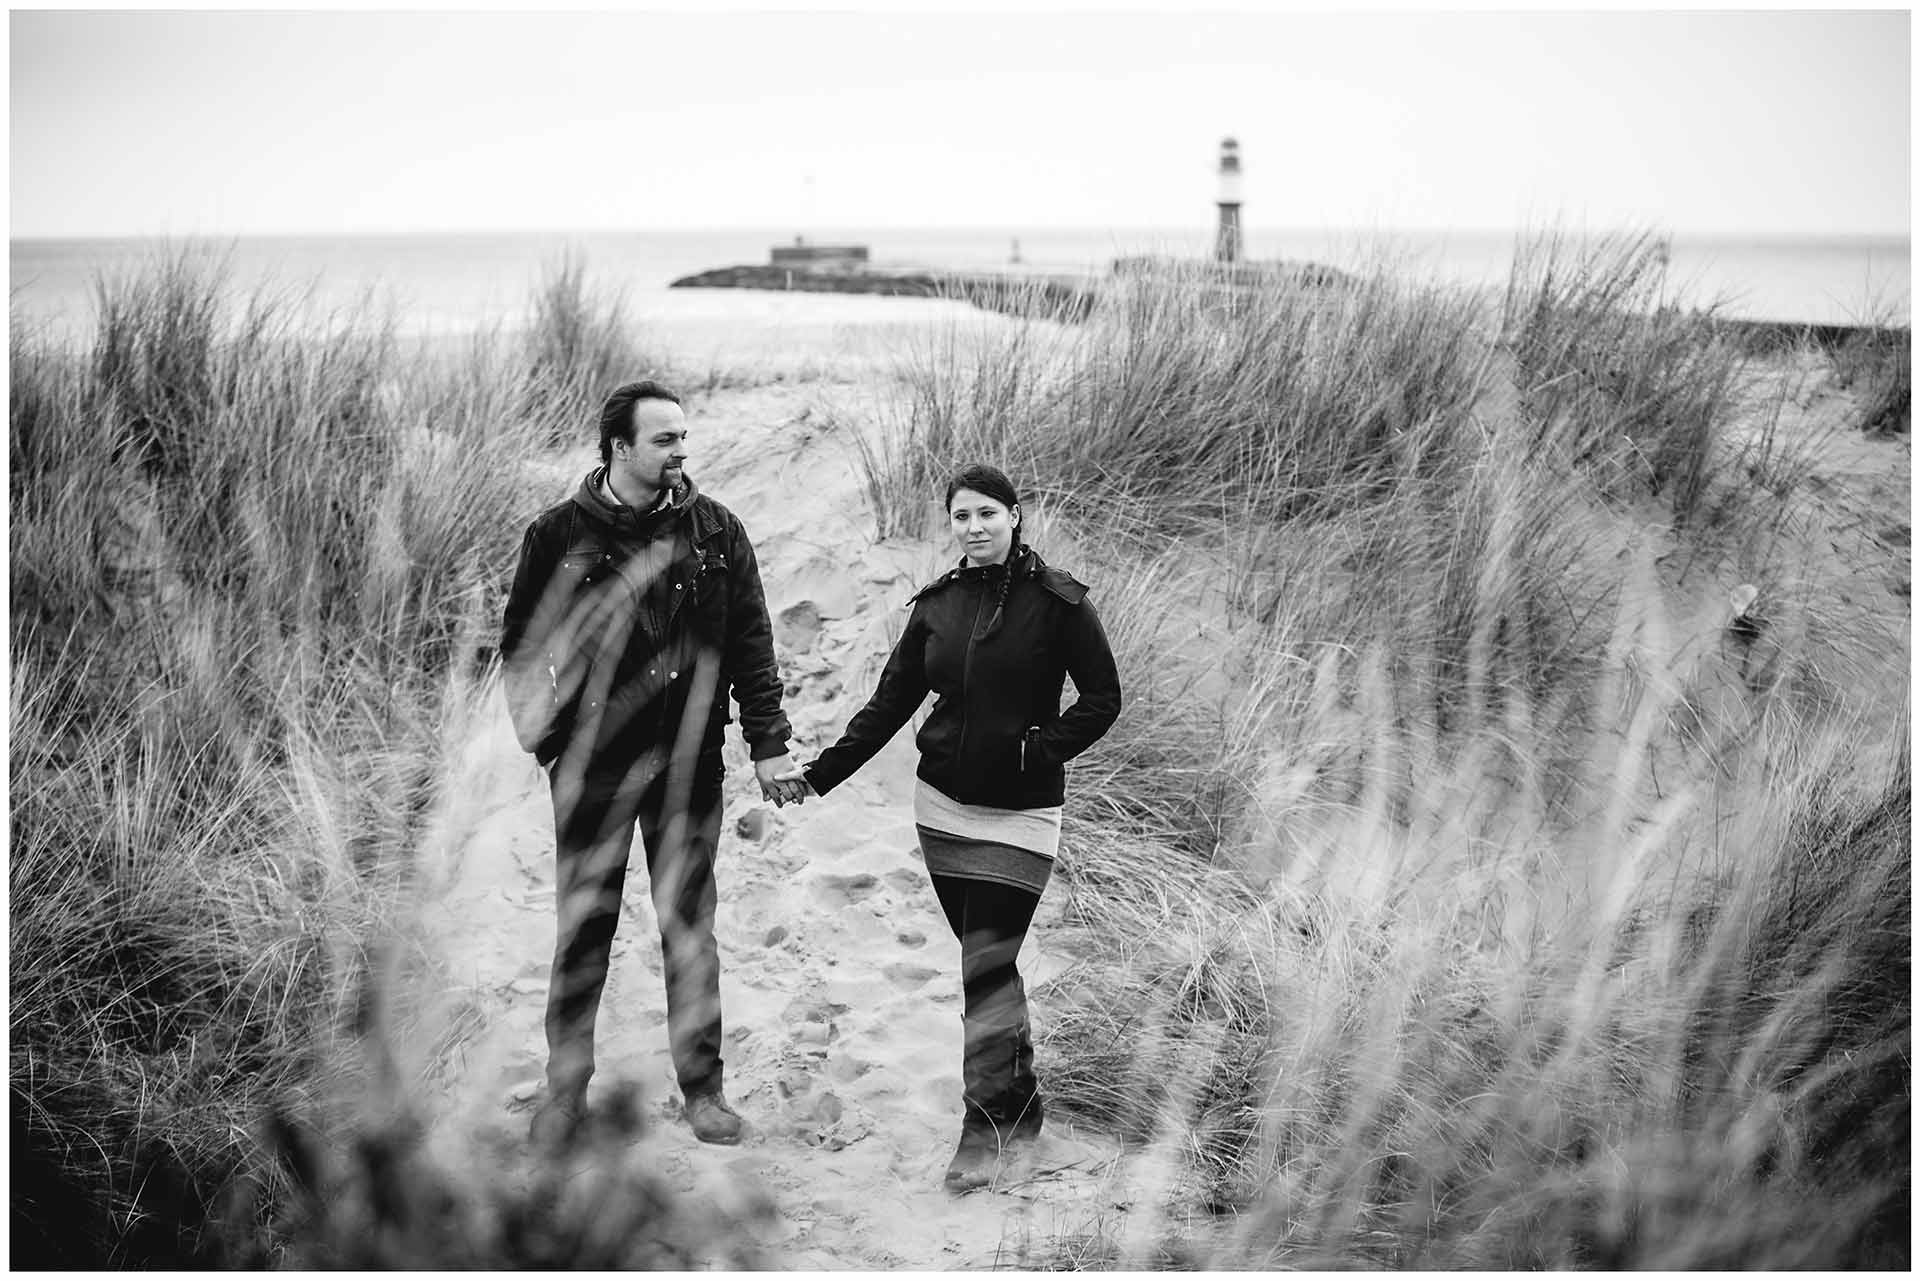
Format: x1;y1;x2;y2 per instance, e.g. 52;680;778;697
1035;642;1906;1268
1833;323;1913;436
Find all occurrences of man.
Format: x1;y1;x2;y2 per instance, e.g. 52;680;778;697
501;379;806;1149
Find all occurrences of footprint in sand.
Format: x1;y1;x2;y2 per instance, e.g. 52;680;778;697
774;600;825;654
758;1038;874;1151
811;870;882;907
825;1049;873;1085
734;804;777;843
881;867;923;896
783;996;849;1025
881;961;940;990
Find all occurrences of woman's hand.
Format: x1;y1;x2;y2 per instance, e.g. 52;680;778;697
755;754;810;807
774;763;817;798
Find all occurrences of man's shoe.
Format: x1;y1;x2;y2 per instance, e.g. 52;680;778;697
943;1125;999;1194
684;1090;744;1145
529;1091;585;1154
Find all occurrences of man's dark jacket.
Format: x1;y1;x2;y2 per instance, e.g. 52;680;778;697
804;545;1121;810
500;470;790;778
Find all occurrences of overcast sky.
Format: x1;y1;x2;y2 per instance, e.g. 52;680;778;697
9;7;1911;240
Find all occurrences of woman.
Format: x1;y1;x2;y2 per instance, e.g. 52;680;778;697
780;463;1123;1192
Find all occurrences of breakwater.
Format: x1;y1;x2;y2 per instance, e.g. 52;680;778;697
670;261;1909;352
668;264;1100;320
668;258;1352;322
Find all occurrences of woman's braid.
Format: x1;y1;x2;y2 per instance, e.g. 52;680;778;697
983;526;1021;638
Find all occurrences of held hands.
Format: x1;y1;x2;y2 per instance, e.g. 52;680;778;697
755;754;812;808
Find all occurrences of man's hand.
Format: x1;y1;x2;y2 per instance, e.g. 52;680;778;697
755;754;809;808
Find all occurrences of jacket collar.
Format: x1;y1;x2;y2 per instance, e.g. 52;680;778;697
572;468;721;543
913;544;1041;602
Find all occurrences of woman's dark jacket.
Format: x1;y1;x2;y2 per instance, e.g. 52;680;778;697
499;470;791;775
805;545;1121;810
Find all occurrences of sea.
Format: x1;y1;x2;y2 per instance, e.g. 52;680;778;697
8;225;1910;343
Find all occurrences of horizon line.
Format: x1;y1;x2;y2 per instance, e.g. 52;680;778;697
11;222;1912;247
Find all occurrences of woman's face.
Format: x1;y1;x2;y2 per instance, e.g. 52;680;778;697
949;487;1019;567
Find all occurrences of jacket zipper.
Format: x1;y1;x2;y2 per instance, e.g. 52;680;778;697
958;578;991;782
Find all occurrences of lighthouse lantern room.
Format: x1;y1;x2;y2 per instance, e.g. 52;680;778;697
1215;137;1243;264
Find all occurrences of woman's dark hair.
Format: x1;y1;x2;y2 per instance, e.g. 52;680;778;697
945;462;1025;634
598;379;682;464
944;462;1020;520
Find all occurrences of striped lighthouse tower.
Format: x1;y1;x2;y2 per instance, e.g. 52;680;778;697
1214;136;1243;264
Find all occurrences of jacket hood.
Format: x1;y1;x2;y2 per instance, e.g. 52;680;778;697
570;466;699;534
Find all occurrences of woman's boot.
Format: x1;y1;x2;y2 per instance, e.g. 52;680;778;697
944;1114;1000;1193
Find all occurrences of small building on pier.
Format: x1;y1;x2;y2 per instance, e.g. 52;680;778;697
769;238;870;272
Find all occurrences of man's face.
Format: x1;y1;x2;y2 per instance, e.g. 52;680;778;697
609;398;689;500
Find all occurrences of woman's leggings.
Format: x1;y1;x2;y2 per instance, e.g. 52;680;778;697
928;873;1042;1134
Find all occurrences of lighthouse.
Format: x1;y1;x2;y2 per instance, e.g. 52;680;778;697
1214;136;1243;264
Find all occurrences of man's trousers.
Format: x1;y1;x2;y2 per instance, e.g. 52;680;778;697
542;758;725;1102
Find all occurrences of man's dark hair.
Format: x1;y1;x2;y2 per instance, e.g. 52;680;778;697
598;379;682;464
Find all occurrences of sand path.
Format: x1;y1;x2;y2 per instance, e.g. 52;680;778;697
420;377;1127;1269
